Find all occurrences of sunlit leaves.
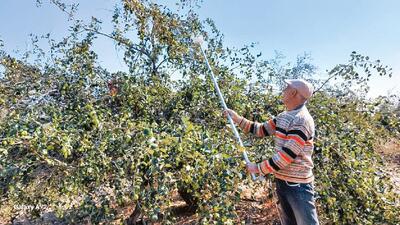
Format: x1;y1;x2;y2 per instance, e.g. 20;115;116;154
0;1;399;224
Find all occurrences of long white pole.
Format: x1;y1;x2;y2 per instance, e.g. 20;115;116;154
196;43;257;181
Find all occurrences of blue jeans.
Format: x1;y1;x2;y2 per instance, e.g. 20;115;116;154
275;179;319;225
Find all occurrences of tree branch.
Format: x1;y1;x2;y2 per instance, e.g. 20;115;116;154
313;66;346;94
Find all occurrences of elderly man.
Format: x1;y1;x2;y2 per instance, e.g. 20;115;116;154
224;79;319;225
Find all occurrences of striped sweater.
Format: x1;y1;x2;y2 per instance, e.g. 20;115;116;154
238;104;315;183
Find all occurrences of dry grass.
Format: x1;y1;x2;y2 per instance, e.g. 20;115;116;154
375;138;400;172
376;138;400;194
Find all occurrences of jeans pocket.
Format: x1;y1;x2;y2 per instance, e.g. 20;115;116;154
299;183;315;200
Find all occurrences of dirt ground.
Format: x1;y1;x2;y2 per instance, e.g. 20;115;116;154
166;197;281;225
169;186;280;225
122;187;281;225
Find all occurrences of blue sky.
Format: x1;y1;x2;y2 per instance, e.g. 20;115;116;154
0;0;399;97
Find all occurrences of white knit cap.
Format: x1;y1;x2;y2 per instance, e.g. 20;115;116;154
284;79;314;99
